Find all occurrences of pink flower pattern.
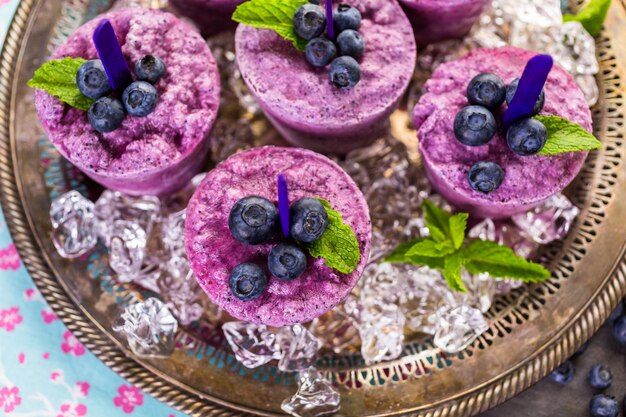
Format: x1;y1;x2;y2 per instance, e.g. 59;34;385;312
0;243;20;270
61;331;85;356
57;402;87;417
113;385;144;414
76;382;90;397
0;386;21;413
42;309;58;324
0;307;23;332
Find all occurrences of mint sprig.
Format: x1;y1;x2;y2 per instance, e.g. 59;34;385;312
535;115;602;155
563;0;611;37
233;0;309;52
384;199;551;292
304;198;360;274
27;58;94;111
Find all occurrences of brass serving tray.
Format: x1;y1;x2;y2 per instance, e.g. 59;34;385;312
2;0;626;416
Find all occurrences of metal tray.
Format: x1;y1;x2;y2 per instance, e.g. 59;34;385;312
1;0;626;415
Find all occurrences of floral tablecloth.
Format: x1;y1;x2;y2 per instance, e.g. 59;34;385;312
0;2;187;416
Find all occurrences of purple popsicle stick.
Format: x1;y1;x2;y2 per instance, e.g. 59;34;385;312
503;54;553;129
325;0;335;40
278;174;290;238
93;19;133;94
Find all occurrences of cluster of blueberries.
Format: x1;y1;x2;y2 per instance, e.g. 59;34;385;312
549;301;626;417
227;196;329;301
294;3;364;88
454;73;547;194
75;54;165;133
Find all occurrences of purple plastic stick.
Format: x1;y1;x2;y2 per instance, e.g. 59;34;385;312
278;174;290;238
503;54;553;129
93;19;133;94
326;0;334;40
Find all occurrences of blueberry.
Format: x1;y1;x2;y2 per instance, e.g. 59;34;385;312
305;37;336;67
549;360;576;384
336;29;365;59
229;196;278;245
293;4;326;40
453;105;497;146
134;55;166;84
290;197;328;243
334;4;361;32
612;314;626;345
229;263;267;301
329;56;361;88
122;81;157;117
506;118;547;156
268;243;307;280
587;365;613;390
506;77;545;115
467;73;506;110
76;60;112;99
87;97;125;133
468;161;504;194
590;395;619;417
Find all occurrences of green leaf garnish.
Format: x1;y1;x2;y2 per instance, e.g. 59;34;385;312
384;199;552;292
535;116;602;155
232;0;309;52
443;252;466;292
27;57;94;111
422;199;451;243
405;238;455;258
304;198;361;274
563;0;611;37
463;240;551;283
384;238;445;270
449;212;468;250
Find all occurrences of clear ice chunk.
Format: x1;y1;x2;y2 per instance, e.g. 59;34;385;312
158;268;203;326
161;210;186;256
511;194;580;244
277;324;323;373
281;367;340;417
94;190;160;245
309;308;361;355
222;321;281;368
112;297;178;358
359;299;405;364
462;272;495;313
108;220;147;282
49;191;97;258
434;304;489;353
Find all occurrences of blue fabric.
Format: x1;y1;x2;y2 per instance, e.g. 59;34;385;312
0;2;188;414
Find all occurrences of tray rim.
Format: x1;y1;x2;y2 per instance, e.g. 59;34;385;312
1;1;625;416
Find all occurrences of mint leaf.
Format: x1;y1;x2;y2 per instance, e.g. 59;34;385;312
463;239;551;282
384;238;422;262
27;58;93;111
305;198;360;274
383;239;445;269
422;199;451;243
563;0;611;37
232;0;309;51
406;238;455;258
449;213;468;250
443;252;467;293
535;116;602;155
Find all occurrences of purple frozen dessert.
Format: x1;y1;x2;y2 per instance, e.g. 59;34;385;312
168;0;244;37
399;0;490;47
185;146;372;326
413;47;592;219
235;0;416;154
34;8;221;196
